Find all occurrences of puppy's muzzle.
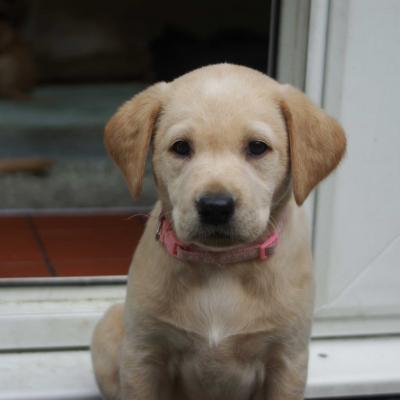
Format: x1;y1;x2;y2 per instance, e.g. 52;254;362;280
196;193;235;226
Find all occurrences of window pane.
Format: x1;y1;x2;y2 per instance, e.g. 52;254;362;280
0;0;274;279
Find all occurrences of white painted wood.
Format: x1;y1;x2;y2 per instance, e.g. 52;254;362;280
307;336;400;398
0;351;99;400
277;0;310;89
1;337;400;400
3;285;399;351
0;285;125;350
313;315;400;338
312;0;400;333
305;0;329;105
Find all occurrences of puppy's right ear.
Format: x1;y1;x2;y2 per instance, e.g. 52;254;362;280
104;82;167;198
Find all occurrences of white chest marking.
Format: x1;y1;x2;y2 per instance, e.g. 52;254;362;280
189;276;251;346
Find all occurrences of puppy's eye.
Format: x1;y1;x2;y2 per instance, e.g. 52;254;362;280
247;140;269;156
170;140;192;157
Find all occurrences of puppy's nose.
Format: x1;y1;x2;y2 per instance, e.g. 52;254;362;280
196;193;235;225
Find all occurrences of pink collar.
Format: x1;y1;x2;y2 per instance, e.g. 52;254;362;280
156;215;282;265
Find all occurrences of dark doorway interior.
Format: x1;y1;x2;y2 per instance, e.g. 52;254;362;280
0;0;277;277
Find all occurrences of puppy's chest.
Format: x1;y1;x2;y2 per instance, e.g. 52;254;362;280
173;275;274;346
162;277;273;399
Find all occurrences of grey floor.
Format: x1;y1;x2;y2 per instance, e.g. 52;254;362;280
0;83;157;209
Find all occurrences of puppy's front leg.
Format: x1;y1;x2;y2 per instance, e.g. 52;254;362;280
120;340;173;400
255;346;309;400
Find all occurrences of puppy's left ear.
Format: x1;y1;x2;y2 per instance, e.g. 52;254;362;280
279;84;346;206
104;82;167;198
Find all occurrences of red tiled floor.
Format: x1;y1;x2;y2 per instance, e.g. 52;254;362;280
38;225;143;260
35;215;145;259
0;216;31;230
0;213;147;278
54;258;132;276
0;261;50;278
0;217;42;263
0;216;50;278
32;214;147;229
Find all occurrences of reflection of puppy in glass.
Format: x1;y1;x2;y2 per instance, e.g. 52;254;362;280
0;19;36;100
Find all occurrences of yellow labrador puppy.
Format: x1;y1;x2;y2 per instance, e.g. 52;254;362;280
91;64;346;400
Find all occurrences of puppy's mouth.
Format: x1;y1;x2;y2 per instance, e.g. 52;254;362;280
189;226;246;249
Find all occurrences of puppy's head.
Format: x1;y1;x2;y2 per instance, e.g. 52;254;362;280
105;64;346;248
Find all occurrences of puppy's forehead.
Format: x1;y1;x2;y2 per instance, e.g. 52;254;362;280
168;66;279;106
161;65;285;141
201;75;236;97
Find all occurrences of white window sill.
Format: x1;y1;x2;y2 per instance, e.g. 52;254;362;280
1;336;399;400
